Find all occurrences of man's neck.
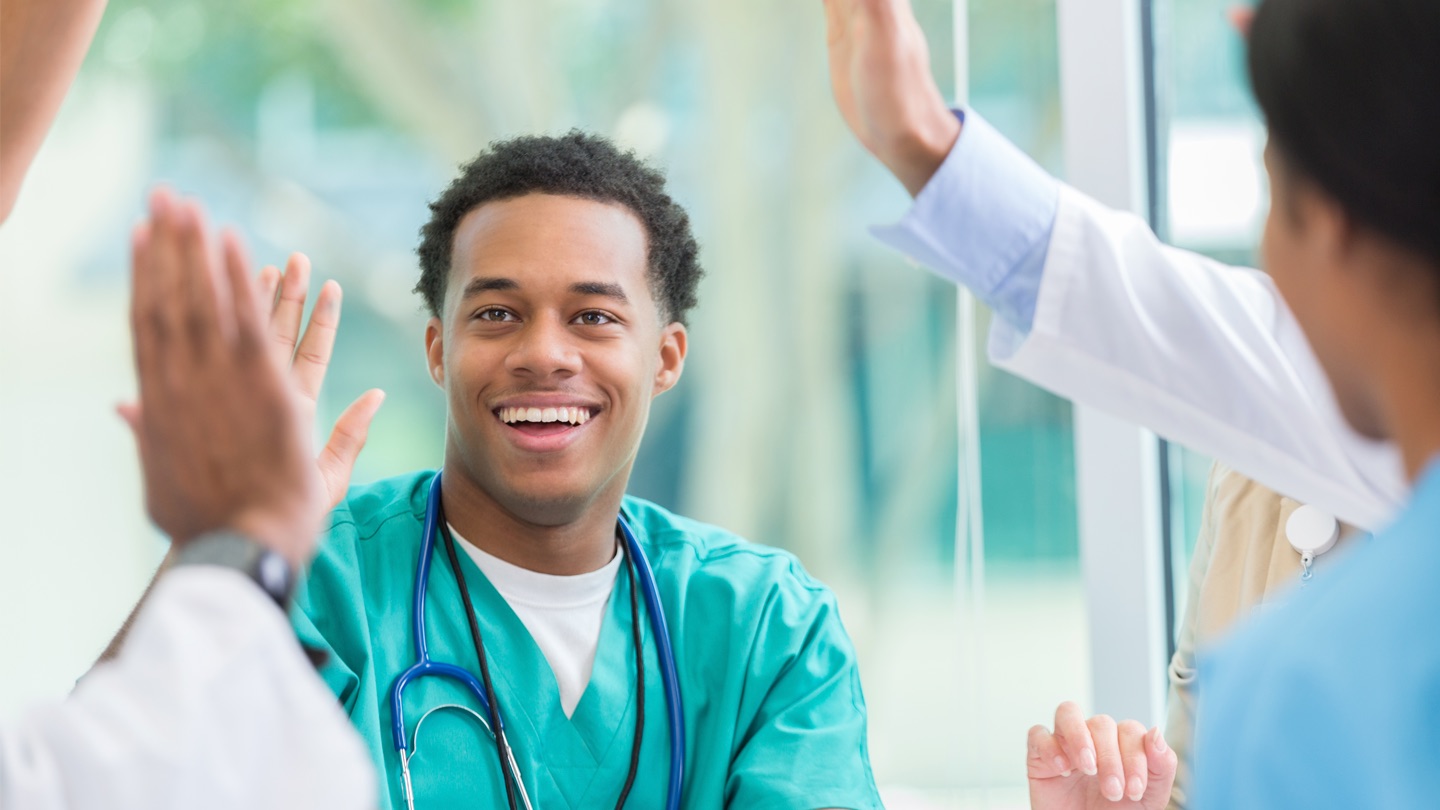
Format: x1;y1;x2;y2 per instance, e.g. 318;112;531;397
1373;329;1440;483
438;462;625;576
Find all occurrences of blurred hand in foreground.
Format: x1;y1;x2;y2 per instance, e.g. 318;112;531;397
124;188;383;567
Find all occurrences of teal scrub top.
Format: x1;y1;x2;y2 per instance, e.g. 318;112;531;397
291;471;882;810
1194;457;1440;808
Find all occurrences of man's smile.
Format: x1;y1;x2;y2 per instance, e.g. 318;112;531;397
491;397;602;450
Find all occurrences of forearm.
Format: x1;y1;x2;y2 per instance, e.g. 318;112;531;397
0;0;108;223
992;187;1405;529
90;546;178;669
875;108;1403;528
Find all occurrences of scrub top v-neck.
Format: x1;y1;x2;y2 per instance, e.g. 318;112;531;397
291;471;883;810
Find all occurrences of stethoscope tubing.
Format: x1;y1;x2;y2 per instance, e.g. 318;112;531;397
617;514;685;808
389;472;685;810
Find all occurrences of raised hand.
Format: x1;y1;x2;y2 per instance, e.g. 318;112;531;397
822;0;961;195
125;188;382;566
258;252;385;509
1027;702;1177;810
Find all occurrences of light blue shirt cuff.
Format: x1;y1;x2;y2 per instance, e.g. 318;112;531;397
870;109;1059;335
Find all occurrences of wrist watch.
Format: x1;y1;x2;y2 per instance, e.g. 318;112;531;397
174;530;296;609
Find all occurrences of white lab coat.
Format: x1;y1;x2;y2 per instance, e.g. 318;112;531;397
990;186;1406;532
0;567;375;809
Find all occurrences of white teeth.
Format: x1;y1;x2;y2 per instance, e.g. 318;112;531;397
499;406;593;425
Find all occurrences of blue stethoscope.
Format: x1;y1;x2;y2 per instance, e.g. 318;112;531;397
388;472;685;810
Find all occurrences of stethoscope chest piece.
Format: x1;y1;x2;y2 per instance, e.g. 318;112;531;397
1286;504;1339;581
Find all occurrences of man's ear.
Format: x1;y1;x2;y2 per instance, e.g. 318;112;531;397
424;317;446;388
653;322;688;397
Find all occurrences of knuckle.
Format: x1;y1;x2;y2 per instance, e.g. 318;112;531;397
295;346;330;366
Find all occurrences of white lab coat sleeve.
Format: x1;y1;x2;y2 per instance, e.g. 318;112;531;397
0;566;376;810
990;184;1406;531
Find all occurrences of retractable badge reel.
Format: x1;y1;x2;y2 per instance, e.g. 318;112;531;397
1286;504;1339;583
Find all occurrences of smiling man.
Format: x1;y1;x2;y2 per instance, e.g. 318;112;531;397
290;132;881;809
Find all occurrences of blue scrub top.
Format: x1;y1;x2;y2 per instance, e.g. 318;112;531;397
291;471;883;810
1194;457;1440;808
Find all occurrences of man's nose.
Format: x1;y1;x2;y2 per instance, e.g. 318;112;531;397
505;316;581;378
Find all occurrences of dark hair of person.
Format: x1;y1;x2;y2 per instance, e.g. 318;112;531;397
416;131;703;325
1248;0;1440;267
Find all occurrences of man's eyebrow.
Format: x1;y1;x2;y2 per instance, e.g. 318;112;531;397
460;277;519;298
570;281;630;303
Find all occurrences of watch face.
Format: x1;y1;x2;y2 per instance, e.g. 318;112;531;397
257;552;292;596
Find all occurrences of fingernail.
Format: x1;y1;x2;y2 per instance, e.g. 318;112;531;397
1155;732;1168;753
1128;776;1144;800
1104;776;1123;802
1053;756;1067;772
1080;748;1097;775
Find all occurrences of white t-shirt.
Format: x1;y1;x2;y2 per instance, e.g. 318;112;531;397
450;526;621;718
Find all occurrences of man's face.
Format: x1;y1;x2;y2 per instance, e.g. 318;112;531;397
426;193;687;525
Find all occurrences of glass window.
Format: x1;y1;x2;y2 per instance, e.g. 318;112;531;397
1152;0;1263;636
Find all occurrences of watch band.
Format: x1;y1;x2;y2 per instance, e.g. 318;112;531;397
173;530;296;609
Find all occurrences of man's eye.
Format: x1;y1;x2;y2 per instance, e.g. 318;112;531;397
477;308;515;322
576;311;613;326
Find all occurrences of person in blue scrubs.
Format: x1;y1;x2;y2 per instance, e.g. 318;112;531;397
290;132;882;809
1190;0;1440;805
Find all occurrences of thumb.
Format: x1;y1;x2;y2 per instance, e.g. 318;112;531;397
116;401;142;434
316;389;386;509
1143;727;1178;809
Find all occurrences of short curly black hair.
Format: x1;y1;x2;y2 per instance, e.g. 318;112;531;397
416;131;703;326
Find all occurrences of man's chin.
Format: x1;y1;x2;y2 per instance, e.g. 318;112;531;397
492;484;600;527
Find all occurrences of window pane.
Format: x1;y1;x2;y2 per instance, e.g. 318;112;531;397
1153;0;1262;626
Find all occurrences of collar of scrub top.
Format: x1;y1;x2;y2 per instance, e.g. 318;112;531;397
388;471;686;810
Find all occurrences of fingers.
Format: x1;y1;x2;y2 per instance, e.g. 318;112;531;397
1117;720;1148;802
177;198;229;347
1052;701;1096;777
268;252;312;369
146;188;186;339
1144;727;1179;807
316;389;386;509
1026;724;1072;779
257;264;281;314
1086;714;1125;803
291;278;341;402
220;229;266;358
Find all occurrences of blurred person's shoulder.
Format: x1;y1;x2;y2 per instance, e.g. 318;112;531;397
1199;470;1440;807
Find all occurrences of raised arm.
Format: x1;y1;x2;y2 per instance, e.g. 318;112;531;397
0;190;380;809
823;0;1406;529
0;0;107;224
